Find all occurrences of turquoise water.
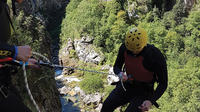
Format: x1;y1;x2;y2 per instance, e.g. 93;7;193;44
55;70;80;112
60;96;80;112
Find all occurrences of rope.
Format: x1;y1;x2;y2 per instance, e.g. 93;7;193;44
32;51;112;75
32;51;127;91
17;51;127;112
52;64;112;75
32;52;50;63
22;63;41;112
51;64;127;91
121;79;126;91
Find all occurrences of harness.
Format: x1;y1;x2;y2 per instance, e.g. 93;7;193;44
0;85;9;99
122;45;158;83
0;65;17;103
123;44;160;108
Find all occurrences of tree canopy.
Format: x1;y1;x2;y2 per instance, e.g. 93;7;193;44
60;0;200;111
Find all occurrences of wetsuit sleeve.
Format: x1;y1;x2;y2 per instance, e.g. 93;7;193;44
113;44;126;75
0;43;17;59
0;1;18;59
149;48;168;106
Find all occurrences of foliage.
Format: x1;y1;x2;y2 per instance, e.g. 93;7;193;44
61;0;104;43
69;49;78;58
61;0;200;111
79;74;104;94
10;11;50;55
60;0;128;56
9;9;60;111
103;85;115;102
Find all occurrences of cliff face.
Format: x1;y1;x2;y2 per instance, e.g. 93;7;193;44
17;0;62;13
11;15;62;112
9;0;68;112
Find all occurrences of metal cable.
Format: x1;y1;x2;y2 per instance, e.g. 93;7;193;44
32;52;127;91
32;52;113;75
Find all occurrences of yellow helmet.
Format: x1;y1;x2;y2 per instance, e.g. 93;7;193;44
125;27;148;54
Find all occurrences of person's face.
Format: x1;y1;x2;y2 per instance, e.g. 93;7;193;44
132;47;144;54
125;27;147;55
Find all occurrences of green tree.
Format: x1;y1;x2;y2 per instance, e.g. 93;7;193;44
80;74;104;94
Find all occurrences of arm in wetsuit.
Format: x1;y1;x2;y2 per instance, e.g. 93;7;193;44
148;47;168;107
0;1;18;59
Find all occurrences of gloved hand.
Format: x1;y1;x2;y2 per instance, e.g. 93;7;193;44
118;72;128;82
16;45;32;62
27;58;39;68
138;100;152;112
16;0;23;3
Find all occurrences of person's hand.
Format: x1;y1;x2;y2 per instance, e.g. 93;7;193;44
138;100;152;112
16;45;32;62
16;0;24;3
27;58;39;68
118;72;128;81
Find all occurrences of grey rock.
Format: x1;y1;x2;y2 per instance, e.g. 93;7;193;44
82;93;102;106
58;86;71;95
95;103;103;112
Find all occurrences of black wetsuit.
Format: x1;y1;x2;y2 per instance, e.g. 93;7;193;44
101;44;168;112
0;0;31;111
0;0;16;59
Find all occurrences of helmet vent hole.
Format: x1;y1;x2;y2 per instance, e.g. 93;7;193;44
135;30;137;32
137;37;140;40
128;36;131;38
132;38;135;41
130;31;132;33
138;33;141;35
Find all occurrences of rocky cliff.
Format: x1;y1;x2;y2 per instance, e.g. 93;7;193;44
9;0;70;111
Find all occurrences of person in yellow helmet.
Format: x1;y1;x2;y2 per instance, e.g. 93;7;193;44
101;27;168;112
0;0;38;111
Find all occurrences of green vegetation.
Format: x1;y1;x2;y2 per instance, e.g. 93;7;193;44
9;10;58;111
80;74;104;94
7;0;199;111
11;11;50;55
103;85;115;101
61;0;200;111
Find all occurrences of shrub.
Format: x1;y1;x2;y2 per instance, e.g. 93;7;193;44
80;74;104;94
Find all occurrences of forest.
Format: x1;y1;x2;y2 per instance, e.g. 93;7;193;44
7;0;200;111
60;0;200;111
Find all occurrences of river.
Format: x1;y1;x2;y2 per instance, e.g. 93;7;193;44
60;96;80;112
46;1;81;111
